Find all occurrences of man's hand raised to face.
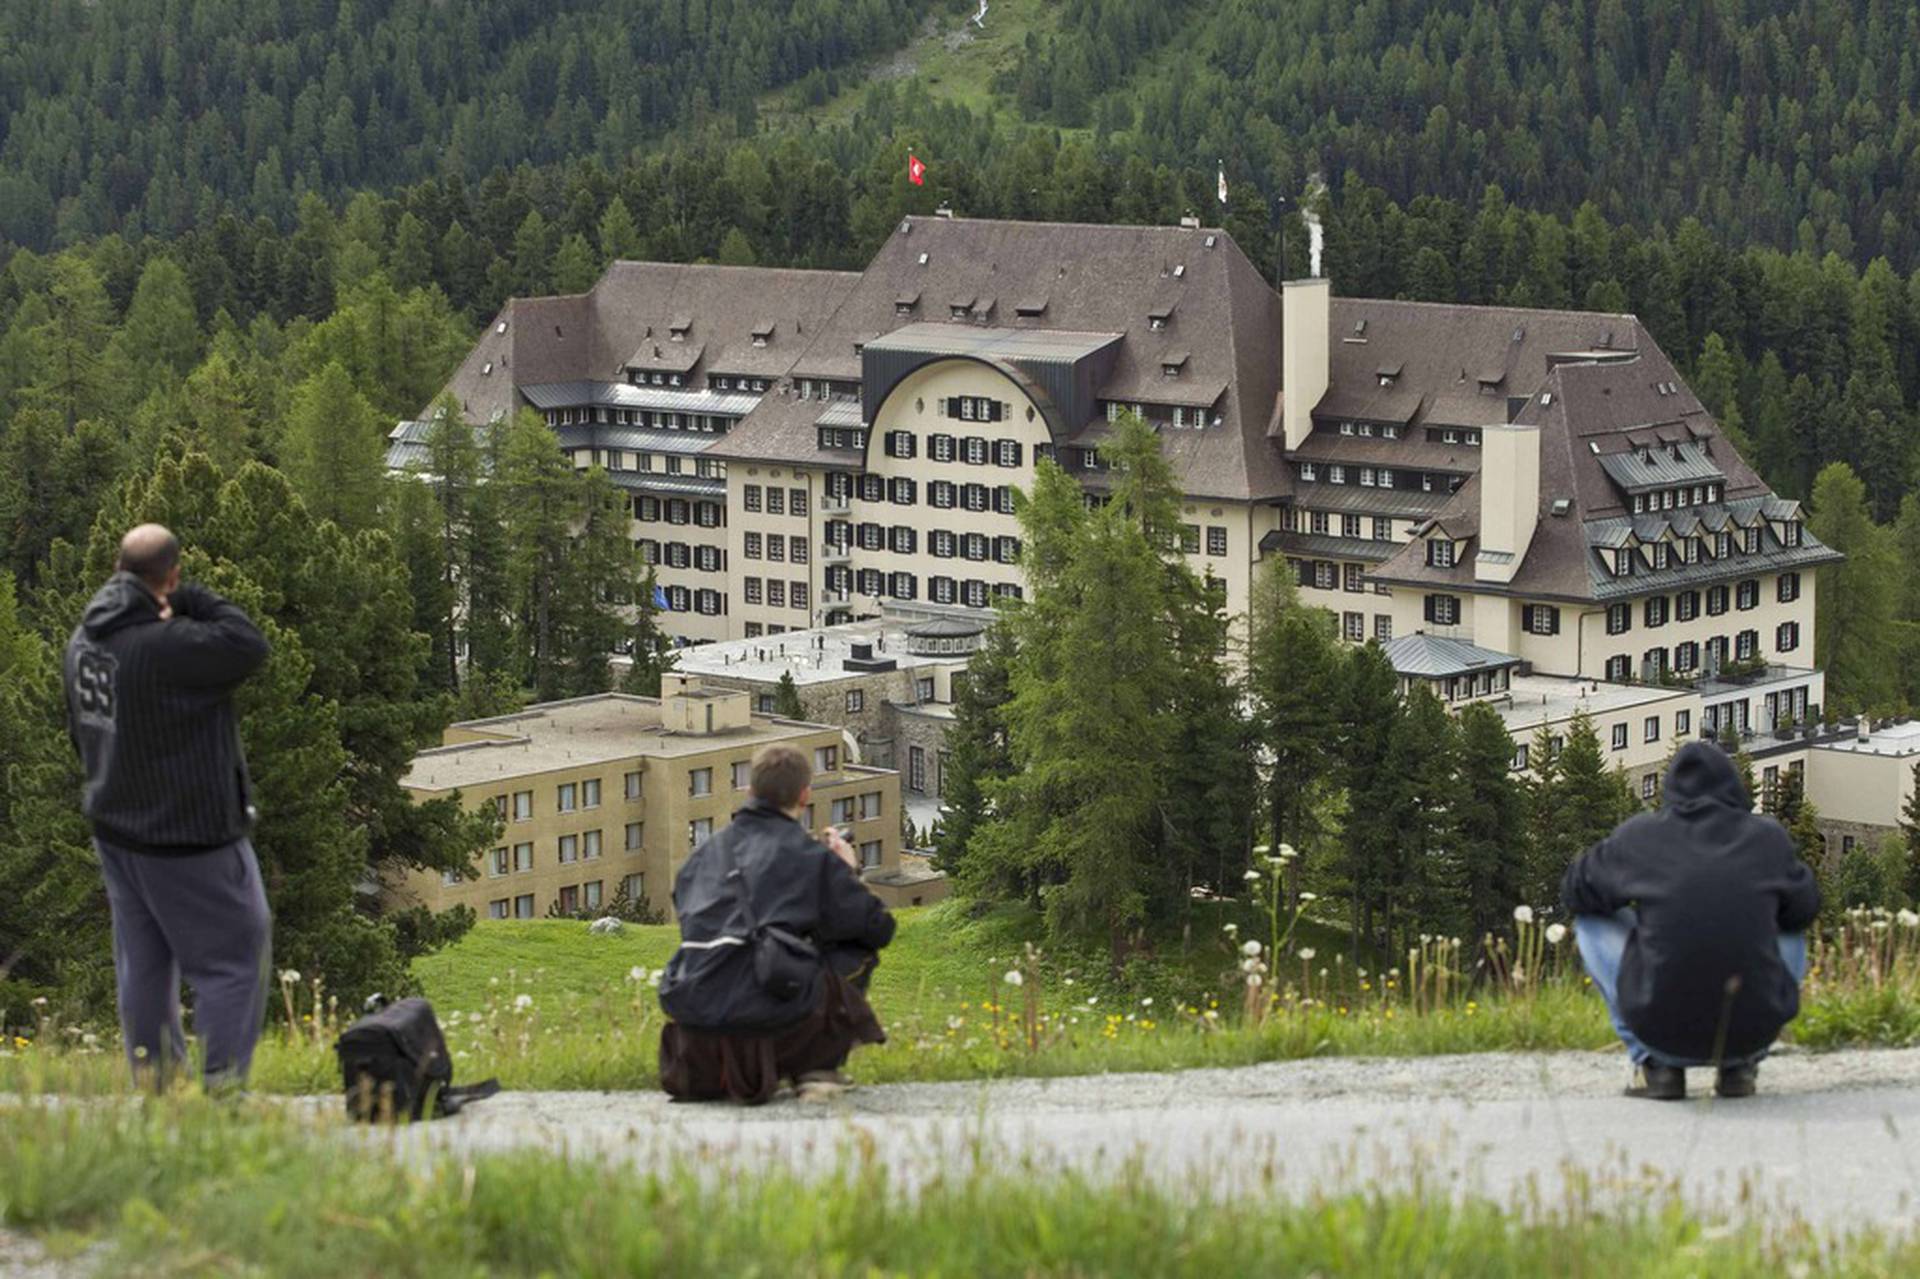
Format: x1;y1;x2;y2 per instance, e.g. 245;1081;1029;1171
821;825;859;871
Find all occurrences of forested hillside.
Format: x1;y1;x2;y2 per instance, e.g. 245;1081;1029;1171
8;1;1920;273
0;0;923;248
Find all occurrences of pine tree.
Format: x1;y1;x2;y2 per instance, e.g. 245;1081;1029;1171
1377;684;1460;952
1246;558;1340;898
551;232;601;293
619;567;677;697
29;256;114;432
598;197;644;261
1339;641;1406;952
1808;463;1901;713
390;212;434;289
1454;700;1527;938
772;671;805;719
1901;762;1920;904
111;256;203;379
932;619;1013;877
279;361;386;531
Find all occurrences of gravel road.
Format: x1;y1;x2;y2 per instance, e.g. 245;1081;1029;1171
345;1046;1920;1230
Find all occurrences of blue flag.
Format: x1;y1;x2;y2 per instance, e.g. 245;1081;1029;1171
652;584;671;611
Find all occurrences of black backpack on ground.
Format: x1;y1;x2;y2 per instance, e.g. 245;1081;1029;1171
334;996;500;1122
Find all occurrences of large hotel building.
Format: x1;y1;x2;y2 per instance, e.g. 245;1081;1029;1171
391;213;1911;855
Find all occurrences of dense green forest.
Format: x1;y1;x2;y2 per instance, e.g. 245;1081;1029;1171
9;1;1920;273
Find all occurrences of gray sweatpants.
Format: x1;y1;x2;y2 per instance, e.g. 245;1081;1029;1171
95;835;272;1087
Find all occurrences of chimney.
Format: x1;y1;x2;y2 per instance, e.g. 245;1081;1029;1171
1179;213;1201;229
1475;422;1541;585
1281;279;1331;451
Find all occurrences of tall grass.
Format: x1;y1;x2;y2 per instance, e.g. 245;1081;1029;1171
1;1096;1914;1277
5;904;1915;1096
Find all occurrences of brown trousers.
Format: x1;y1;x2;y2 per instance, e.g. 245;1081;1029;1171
658;953;884;1105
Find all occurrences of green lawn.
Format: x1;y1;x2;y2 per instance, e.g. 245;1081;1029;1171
3;1095;1914;1277
6;903;1914;1096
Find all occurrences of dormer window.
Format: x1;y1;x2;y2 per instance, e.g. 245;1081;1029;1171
1382;424;1400;440
1781;520;1801;547
1300;462;1317;482
1160;352;1189;378
1427;539;1455;569
1442;429;1459;444
1633;494;1646;514
1743;527;1762;554
1339;422;1355;436
1328;465;1346;485
1614;548;1635;576
751;322;773;348
1651;543;1670;570
1148;304;1174;331
1715;531;1731;557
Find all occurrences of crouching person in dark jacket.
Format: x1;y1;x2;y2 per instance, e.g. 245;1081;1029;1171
1562;741;1820;1102
657;742;896;1104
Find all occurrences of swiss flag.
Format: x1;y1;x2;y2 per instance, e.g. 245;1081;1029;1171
907;153;927;186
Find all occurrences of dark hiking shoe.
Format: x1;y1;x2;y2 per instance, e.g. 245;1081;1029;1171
1627;1064;1687;1100
1715;1064;1759;1098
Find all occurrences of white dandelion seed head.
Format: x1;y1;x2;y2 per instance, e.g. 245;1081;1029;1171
279;969;301;984
1240;939;1263;957
1222;922;1240;935
513;993;533;1011
1243;869;1263;882
1297;948;1316;961
1513;905;1535;925
1003;969;1024;987
1545;923;1568;945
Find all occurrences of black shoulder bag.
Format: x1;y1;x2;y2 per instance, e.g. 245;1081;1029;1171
335;996;501;1123
722;842;820;1003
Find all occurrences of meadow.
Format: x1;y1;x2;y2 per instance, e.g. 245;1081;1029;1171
5;899;1916;1097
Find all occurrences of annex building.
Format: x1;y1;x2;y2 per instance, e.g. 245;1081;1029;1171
386;681;934;922
394;211;1914;857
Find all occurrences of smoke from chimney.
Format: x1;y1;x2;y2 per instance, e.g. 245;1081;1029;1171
1301;172;1328;277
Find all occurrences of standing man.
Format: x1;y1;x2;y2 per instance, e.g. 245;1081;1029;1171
657;742;896;1104
64;524;273;1089
1562;741;1820;1101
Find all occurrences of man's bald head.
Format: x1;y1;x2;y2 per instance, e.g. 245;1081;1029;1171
117;524;182;592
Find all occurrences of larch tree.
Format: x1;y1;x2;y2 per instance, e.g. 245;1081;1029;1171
279;362;386;532
1808;462;1900;713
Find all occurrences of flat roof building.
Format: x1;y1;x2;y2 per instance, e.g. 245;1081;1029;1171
388;685;941;921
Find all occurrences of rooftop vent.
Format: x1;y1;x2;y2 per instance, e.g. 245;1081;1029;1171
481;361;493;376
917;251;929;266
1550;498;1573;517
1203;234;1217;249
1172;263;1186;278
900;220;912;234
495;320;508;334
934;202;954;219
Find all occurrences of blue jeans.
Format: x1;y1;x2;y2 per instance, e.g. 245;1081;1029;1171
1573;907;1807;1069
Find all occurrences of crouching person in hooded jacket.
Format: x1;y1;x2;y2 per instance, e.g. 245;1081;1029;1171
1561;740;1820;1102
656;742;896;1104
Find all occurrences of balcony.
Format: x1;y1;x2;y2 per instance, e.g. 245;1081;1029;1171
821;492;852;515
823;544;852;565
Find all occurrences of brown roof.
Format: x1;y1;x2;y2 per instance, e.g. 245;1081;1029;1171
1320;299;1653;430
713;216;1288;500
589;262;860;382
1371;357;1836;603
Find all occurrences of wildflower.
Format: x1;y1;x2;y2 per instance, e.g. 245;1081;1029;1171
947;1016;965;1031
513;994;533;1011
1246;974;1263;988
1898;909;1920;929
1141;997;1153;1008
1512;905;1534;925
1299;892;1317;902
467;1012;484;1025
1277;843;1298;861
1063;977;1075;986
628;966;649;982
1240;939;1263;958
1222;922;1239;936
278;969;301;984
1545;923;1568;945
1297;948;1316;961
1243;869;1262;882
1085;996;1098;1006
1003;970;1024;987
30;997;48;1008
